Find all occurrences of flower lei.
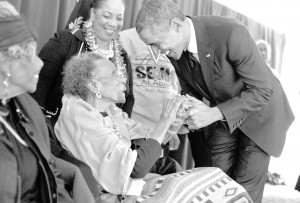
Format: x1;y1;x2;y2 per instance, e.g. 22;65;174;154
83;20;127;77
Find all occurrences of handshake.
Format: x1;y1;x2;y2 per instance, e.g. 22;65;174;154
160;94;224;145
173;94;211;129
162;94;224;131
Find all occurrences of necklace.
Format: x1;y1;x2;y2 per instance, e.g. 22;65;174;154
83;20;127;78
110;117;122;139
83;20;114;58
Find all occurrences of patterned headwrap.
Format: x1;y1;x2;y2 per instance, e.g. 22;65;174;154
0;14;37;51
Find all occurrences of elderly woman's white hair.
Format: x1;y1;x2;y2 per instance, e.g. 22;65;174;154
62;52;107;100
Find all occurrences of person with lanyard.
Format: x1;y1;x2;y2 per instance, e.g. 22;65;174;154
119;27;212;168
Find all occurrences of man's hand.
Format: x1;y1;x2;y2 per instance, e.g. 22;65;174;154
159;95;187;125
183;95;224;130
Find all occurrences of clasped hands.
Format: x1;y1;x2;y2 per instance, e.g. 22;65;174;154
161;94;223;130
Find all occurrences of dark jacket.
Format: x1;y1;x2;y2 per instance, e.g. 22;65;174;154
31;29;134;120
0;94;59;203
169;16;294;157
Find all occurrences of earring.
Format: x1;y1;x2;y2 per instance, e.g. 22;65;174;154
2;72;11;105
96;90;102;99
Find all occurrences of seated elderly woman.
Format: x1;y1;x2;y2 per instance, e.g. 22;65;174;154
0;2;94;202
54;52;186;196
55;53;254;203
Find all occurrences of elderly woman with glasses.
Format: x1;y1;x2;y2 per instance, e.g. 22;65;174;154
0;2;94;202
54;52;187;197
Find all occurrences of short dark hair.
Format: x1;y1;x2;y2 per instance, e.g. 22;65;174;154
91;0;125;9
66;0;126;26
135;0;185;33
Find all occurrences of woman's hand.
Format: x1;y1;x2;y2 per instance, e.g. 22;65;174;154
159;95;187;125
169;95;196;128
151;95;187;144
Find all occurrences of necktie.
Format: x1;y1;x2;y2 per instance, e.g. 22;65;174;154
185;50;199;68
184;50;212;100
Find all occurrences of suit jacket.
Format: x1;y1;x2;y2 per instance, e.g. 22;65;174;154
169;16;294;157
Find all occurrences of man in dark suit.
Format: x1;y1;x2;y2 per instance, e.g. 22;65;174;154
135;0;294;202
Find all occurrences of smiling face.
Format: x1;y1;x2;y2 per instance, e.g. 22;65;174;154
139;20;187;60
92;60;127;103
91;0;125;43
1;41;43;95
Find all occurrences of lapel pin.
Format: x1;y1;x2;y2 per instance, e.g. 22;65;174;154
206;54;210;58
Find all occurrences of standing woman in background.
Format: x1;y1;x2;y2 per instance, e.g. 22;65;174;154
30;0;134;193
31;0;134;122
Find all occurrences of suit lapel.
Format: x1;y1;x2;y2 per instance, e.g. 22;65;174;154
177;53;212;102
197;47;215;100
190;16;216;102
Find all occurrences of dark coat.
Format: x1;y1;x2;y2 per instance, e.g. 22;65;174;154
0;94;58;203
169;16;294;157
